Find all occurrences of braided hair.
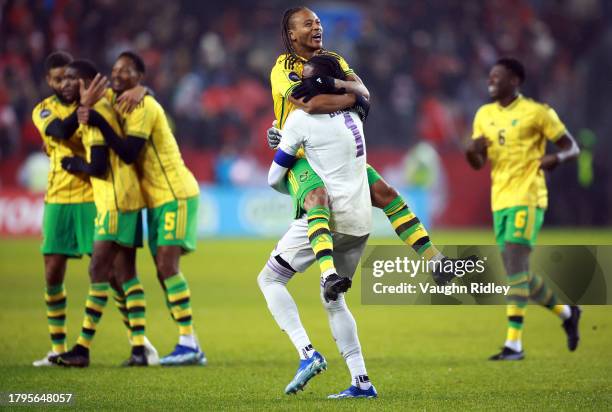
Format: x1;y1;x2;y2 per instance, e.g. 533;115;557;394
281;7;307;67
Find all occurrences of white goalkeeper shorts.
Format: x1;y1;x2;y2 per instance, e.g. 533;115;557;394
267;217;369;281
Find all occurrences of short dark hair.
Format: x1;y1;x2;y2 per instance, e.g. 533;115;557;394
118;51;146;74
304;54;346;80
495;57;525;84
67;59;98;81
44;51;73;73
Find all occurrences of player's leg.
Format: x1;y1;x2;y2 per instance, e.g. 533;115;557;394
108;209;157;365
497;241;530;360
34;203;83;366
34;254;68;366
52;240;118;367
367;165;443;261
115;246;156;366
258;218;326;394
288;159;339;282
149;197;205;366
490;206;578;360
109;271;131;341
518;208;580;350
324;234;377;399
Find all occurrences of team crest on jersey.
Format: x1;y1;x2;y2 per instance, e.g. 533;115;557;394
288;72;300;82
40;109;51;119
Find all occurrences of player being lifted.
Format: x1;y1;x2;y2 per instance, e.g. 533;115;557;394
49;60;151;367
266;7;462;296
263;54;376;398
80;52;205;366
466;58;581;360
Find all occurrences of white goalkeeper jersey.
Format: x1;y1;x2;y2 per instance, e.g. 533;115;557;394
279;109;371;237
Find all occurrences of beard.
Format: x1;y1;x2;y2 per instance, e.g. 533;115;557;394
53;89;74;104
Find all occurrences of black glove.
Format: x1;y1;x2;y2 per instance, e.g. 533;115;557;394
61;156;86;173
291;80;319;103
351;95;370;122
291;76;337;103
309;75;336;93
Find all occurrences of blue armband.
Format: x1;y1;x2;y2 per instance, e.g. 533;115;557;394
273;149;296;168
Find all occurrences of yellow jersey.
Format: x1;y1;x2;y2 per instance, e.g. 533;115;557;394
270;51;354;129
472;95;566;211
113;94;199;208
32;95;93;203
81;98;145;213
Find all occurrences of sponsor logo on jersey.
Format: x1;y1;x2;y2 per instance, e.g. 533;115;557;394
288;72;300;82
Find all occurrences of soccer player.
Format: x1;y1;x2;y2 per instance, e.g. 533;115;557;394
87;51;205;366
268;7;460;291
49;60;151;367
262;54;377;399
466;58;582;360
31;52;102;366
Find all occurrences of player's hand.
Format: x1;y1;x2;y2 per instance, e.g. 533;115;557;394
61;156;86;173
469;136;491;154
539;154;559;171
79;73;108;108
267;120;282;150
309;76;336;93
291;81;319;103
116;85;146;113
352;95;370;122
77;106;90;124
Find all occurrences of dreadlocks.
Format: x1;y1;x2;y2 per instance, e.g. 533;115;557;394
281;7;307;67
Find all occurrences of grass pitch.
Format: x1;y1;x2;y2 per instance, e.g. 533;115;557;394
0;229;611;410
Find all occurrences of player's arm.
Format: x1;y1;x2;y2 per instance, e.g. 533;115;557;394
538;107;580;171
115;85;155;113
540;132;580;171
466;137;491;170
268;150;295;194
336;73;369;100
84;109;145;164
267;120;303;194
466;109;490;170
289;93;356;114
44;110;79;140
61;145;108;177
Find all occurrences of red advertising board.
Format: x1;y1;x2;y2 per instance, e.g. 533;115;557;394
0;190;45;236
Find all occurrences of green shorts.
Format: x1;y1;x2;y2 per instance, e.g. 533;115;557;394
286;160;381;218
286;158;324;218
147;196;199;256
493;206;545;249
94;209;143;248
41;202;96;257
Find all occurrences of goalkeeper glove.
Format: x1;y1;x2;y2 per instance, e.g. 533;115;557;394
266;120;282;149
352;95;370;122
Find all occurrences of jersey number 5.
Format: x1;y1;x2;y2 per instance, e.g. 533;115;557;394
164;212;176;231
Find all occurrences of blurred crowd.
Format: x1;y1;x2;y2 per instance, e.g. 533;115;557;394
1;0;611;222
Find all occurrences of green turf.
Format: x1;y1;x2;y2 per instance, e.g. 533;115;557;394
0;230;611;410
